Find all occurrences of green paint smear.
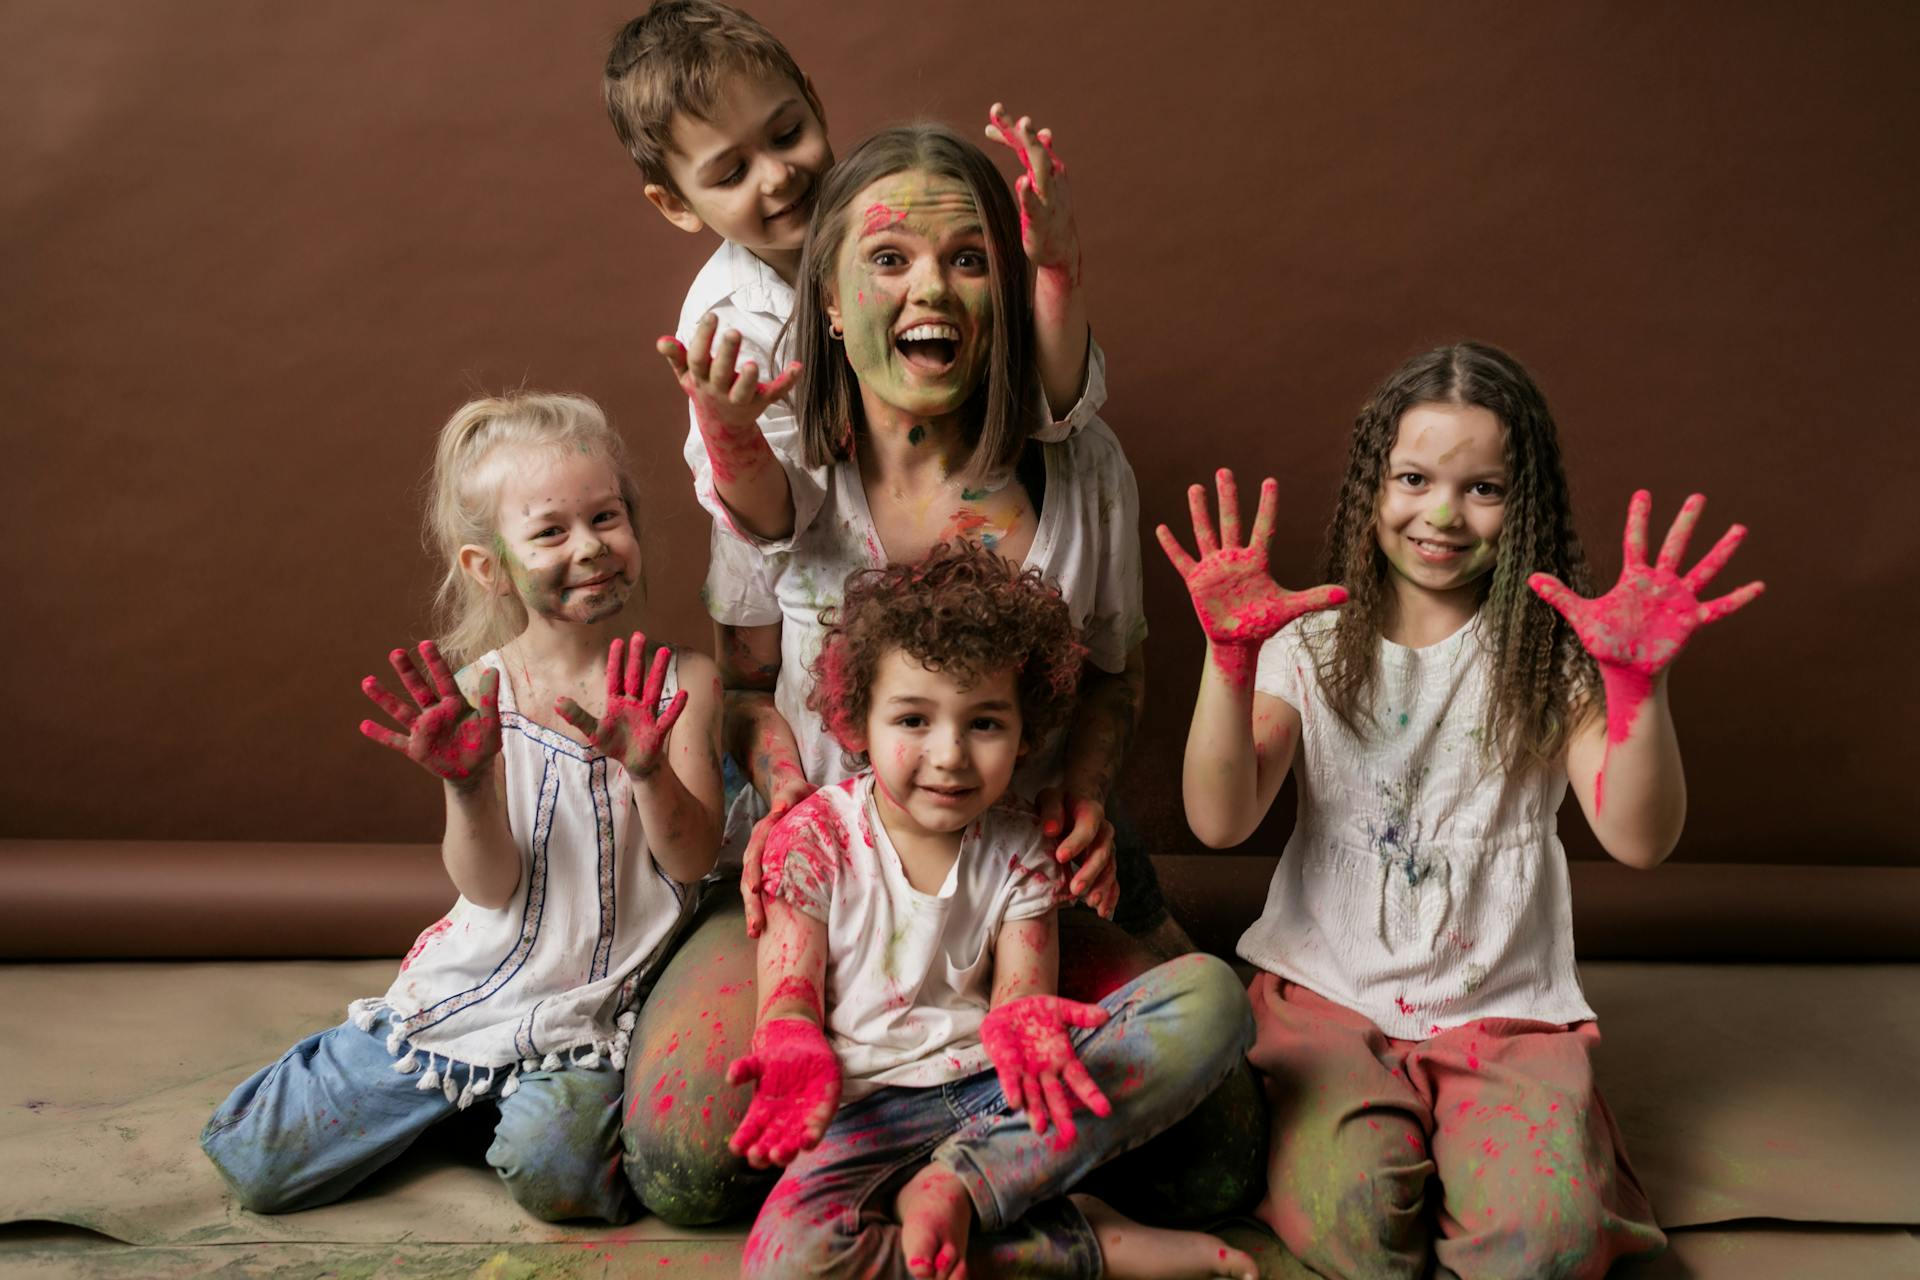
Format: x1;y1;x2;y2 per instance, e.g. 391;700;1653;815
907;425;926;445
960;486;989;501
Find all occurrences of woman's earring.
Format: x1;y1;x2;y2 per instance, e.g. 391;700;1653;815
829;322;844;340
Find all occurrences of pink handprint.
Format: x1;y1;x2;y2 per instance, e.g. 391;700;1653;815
1157;468;1348;688
726;1017;843;1168
554;632;688;781
1529;490;1763;808
980;994;1112;1146
359;641;501;788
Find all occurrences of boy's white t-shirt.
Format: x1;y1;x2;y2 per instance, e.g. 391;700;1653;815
764;773;1061;1100
1238;611;1597;1040
675;237;1110;549
702;419;1147;807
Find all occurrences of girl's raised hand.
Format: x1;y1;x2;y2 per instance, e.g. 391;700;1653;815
980;994;1112;1145
658;311;801;437
359;641;501;788
1529;490;1763;683
555;632;688;781
1157;469;1348;676
985;103;1078;276
725;1018;842;1168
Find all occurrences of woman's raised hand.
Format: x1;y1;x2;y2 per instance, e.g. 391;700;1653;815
658;311;801;436
1157;469;1348;676
555;633;688;781
986;103;1079;277
1529;490;1763;682
359;641;501;788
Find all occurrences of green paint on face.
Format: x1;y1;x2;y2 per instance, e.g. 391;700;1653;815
960;486;989;501
1430;501;1452;526
833;170;994;424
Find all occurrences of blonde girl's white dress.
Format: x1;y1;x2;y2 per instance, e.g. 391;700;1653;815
347;648;699;1102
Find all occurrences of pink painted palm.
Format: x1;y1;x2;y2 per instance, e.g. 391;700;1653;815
555;632;688;781
726;1017;843;1168
358;640;501;787
980;994;1112;1144
1157;469;1348;684
1529;490;1763;737
1530;490;1763;812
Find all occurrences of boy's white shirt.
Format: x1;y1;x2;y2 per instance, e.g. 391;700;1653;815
769;772;1060;1100
1238;611;1597;1039
676;237;1109;549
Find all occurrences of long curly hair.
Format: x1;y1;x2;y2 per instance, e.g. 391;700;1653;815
808;541;1084;761
1316;342;1598;772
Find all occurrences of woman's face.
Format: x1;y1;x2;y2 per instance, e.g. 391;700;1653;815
825;166;995;423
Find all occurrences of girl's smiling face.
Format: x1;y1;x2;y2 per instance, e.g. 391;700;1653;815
1375;402;1508;606
825;167;995;425
487;447;640;625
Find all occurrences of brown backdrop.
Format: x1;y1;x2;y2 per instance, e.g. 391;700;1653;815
4;2;1913;869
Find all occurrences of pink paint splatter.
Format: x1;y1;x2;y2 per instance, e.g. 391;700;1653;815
399;916;453;972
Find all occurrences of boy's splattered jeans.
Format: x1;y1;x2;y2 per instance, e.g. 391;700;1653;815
200;1011;634;1223
1248;973;1667;1280
741;953;1253;1279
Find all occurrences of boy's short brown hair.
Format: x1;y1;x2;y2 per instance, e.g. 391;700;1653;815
808;542;1087;760
603;0;819;190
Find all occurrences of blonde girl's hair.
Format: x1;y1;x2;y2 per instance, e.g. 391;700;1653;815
1316;341;1599;773
427;392;645;669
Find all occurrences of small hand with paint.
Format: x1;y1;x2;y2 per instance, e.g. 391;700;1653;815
658;312;802;438
1529;490;1763;684
1158;469;1348;681
980;994;1112;1145
726;1017;843;1168
359;641;501;789
1034;788;1119;919
985;103;1079;277
740;767;818;938
554;632;688;781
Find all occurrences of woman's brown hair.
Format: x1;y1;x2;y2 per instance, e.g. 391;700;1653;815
787;124;1040;482
1316;341;1598;772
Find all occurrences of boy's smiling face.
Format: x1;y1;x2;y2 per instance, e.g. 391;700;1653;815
864;648;1023;845
646;68;831;266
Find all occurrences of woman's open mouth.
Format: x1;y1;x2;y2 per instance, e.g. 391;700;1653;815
894;322;959;373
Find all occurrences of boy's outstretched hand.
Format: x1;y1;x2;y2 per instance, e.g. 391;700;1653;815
726;1018;842;1168
658;312;801;442
554;632;687;781
359;641;501;788
981;994;1112;1146
985;103;1079;281
1157;469;1348;684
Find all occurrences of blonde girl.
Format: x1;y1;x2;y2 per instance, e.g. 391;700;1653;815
200;391;723;1225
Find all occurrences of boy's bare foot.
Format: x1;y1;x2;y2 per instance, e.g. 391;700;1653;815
896;1161;973;1280
1072;1194;1257;1280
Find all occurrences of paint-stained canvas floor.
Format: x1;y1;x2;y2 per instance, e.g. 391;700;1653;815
0;960;1915;1276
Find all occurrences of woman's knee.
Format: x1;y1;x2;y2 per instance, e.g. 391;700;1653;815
622;1100;775;1225
1159;952;1256;1059
1446;1183;1619;1280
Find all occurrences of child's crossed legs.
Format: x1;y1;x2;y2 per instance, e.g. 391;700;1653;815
743;954;1256;1279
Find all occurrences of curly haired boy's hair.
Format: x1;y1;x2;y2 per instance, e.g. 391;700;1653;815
807;542;1086;760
